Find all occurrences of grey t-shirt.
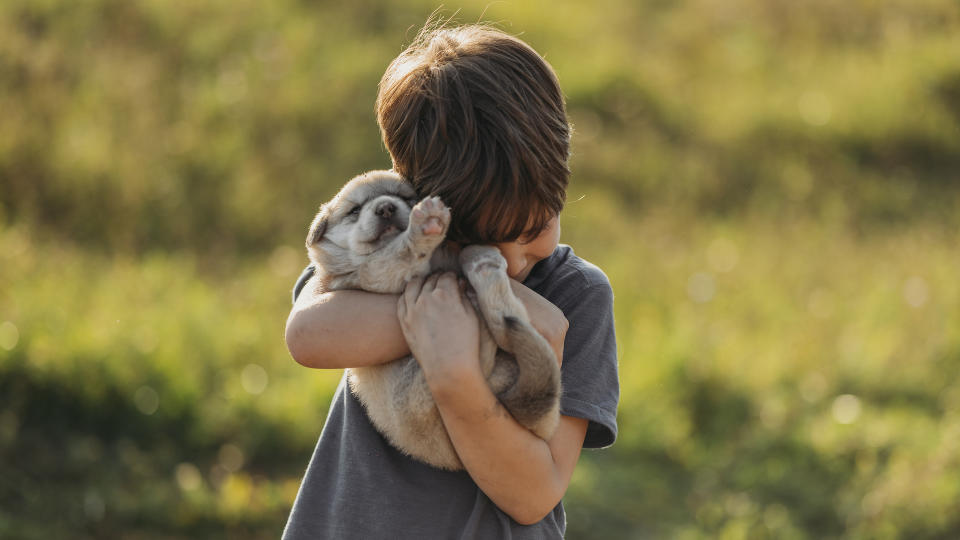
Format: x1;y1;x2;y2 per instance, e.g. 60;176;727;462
283;244;619;539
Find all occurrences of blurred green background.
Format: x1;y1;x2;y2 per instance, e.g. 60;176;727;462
2;0;959;538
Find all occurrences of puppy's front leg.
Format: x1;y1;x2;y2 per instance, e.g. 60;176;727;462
459;245;527;347
401;196;450;261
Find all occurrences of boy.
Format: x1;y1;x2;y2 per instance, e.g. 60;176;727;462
283;24;618;538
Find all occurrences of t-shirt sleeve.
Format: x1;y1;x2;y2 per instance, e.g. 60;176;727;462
557;280;619;449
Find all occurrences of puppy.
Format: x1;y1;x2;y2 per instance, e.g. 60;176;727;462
306;170;561;470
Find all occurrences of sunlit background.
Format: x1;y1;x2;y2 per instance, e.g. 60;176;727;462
2;0;959;538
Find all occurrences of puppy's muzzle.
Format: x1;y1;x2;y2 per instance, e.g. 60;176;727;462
375;200;397;218
367;196;409;241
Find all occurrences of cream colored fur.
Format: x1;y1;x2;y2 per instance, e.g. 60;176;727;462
306;170;561;470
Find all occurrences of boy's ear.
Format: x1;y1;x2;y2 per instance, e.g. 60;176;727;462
306;206;329;247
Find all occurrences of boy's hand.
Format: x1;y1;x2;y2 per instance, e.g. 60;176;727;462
398;272;482;387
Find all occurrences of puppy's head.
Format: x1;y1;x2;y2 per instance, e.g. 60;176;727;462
307;170;418;265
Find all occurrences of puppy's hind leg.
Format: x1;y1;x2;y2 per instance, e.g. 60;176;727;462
460;245;561;439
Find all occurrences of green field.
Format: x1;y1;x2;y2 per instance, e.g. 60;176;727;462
2;0;960;538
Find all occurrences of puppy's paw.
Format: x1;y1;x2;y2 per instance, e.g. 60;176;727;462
460;245;508;285
410;197;450;237
460;245;524;346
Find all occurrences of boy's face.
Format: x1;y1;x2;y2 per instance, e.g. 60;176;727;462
490;216;560;282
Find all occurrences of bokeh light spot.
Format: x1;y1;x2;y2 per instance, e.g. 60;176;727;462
176;462;202;491
134;386;160;415
0;321;19;351
687;272;716;303
903;276;928;308
219;443;245;473
241;364;268;395
832;394;862;424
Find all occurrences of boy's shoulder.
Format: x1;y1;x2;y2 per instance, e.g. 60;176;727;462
527;244;610;287
525;244;612;306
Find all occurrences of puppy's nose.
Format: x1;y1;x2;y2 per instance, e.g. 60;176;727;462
375;201;397;218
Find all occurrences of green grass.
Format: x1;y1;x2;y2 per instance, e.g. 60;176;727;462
0;227;337;538
3;210;959;538
2;0;960;537
564;206;960;538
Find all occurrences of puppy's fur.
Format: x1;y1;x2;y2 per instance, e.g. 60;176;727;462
306;170;561;470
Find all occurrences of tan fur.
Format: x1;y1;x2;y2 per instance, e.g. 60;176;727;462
306;170;561;470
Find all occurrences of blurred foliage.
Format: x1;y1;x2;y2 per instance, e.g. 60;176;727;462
1;0;960;538
3;0;959;255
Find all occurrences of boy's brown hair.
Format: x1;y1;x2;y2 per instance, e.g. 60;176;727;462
376;24;570;245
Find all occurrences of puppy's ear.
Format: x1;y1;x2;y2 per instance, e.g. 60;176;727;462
306;206;329;247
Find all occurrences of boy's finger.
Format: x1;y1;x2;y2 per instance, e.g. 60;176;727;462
396;293;407;321
436;272;458;290
404;276;424;304
459;288;475;312
422;272;441;293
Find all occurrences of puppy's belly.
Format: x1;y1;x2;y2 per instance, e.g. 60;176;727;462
346;331;558;470
348;358;461;470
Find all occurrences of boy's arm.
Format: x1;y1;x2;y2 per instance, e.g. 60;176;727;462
284;274;410;368
284;273;569;369
398;273;585;525
509;279;567;365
